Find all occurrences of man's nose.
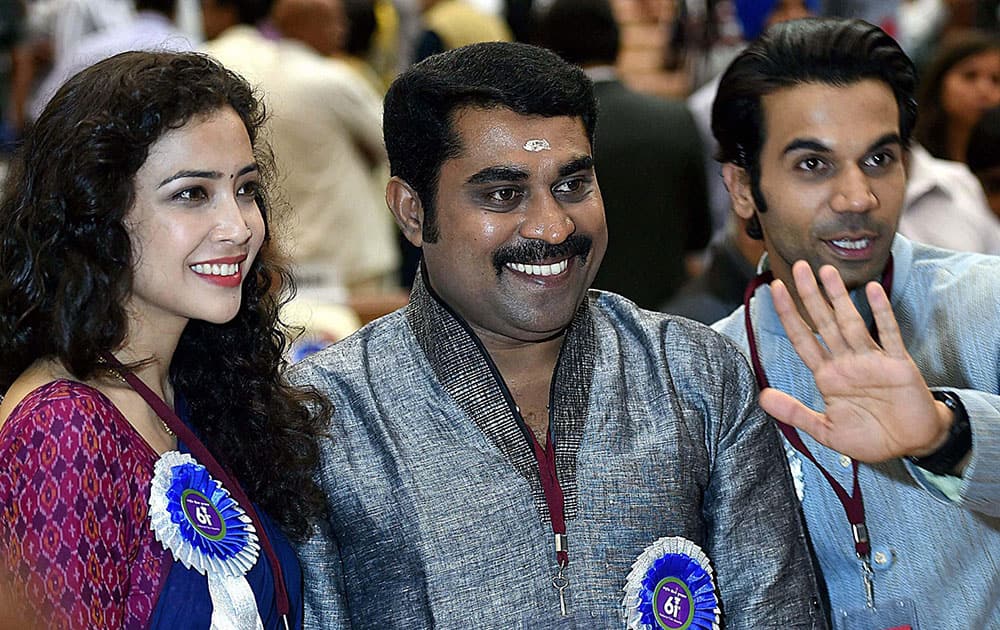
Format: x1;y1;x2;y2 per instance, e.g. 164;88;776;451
519;193;575;243
830;165;878;213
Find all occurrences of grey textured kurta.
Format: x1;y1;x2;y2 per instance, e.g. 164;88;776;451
290;275;826;629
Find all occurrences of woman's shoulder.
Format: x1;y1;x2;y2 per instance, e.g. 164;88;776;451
0;378;158;549
4;378;119;428
1;379;154;464
0;378;165;629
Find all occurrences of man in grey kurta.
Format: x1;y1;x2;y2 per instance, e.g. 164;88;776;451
290;41;826;629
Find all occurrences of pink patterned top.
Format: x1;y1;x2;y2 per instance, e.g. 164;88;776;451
0;380;169;628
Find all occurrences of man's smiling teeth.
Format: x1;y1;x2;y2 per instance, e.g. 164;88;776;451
507;260;569;276
191;263;239;276
830;237;871;250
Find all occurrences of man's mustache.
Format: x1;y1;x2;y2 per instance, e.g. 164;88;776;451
814;216;884;238
492;234;593;274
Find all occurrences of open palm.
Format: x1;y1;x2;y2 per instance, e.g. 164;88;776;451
759;261;950;463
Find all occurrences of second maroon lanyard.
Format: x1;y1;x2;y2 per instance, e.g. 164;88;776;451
741;257;893;608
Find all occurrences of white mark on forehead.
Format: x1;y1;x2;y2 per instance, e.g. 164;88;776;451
523;138;551;152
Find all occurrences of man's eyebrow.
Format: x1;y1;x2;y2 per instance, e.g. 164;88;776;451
782;133;903;157
866;133;903;152
466;165;530;185
157;163;258;188
558;155;594;178
782;138;830;155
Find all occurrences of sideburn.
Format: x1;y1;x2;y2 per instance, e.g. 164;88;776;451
747;162;768;240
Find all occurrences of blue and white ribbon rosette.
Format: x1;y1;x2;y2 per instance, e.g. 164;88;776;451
622;536;721;630
149;451;264;630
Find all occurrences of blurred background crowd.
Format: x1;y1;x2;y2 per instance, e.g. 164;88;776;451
1;0;999;354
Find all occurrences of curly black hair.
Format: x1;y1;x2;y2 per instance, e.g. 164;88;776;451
0;50;330;541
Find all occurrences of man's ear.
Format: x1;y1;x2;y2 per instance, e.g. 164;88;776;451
722;163;757;220
386;176;425;248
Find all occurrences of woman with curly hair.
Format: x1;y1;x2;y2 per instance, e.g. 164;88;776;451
915;30;1000;163
0;50;330;628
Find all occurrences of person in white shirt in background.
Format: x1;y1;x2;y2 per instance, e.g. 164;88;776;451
29;0;191;120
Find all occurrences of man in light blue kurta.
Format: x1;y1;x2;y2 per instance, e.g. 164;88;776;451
711;18;1000;629
290;41;827;629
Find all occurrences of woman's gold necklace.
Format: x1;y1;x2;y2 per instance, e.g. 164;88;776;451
97;364;176;438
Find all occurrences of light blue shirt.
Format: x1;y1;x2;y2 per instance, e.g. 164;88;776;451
715;234;1000;629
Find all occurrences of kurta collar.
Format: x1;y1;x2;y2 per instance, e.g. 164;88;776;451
405;266;596;522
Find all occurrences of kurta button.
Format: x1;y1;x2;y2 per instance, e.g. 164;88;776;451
871;545;894;570
838;454;851;468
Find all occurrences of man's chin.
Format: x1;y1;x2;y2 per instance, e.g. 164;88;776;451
503;297;584;338
833;259;889;291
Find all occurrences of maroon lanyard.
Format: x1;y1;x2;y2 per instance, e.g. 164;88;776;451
528;430;568;568
526;426;571;615
100;352;290;620
741;257;893;565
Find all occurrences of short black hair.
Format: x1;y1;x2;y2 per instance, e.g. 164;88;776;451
712;18;916;238
383;41;597;242
537;0;619;67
